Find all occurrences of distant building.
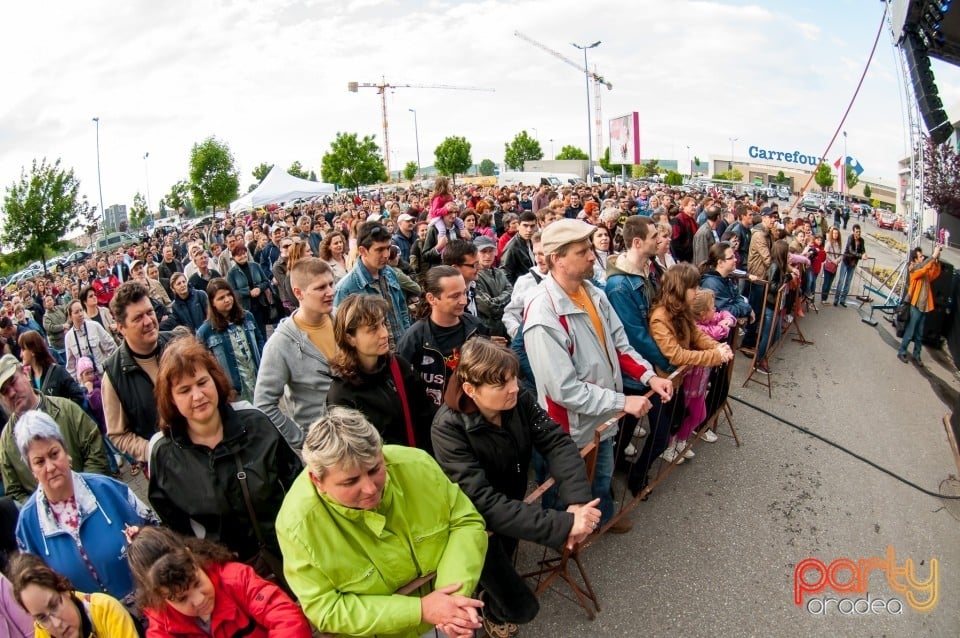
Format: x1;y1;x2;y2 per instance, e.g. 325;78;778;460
104;204;128;232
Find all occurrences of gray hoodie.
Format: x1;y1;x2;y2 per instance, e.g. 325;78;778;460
253;313;332;449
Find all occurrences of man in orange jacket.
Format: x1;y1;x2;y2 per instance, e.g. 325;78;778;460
897;244;942;367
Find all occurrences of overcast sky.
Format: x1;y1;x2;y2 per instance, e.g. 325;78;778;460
2;0;958;213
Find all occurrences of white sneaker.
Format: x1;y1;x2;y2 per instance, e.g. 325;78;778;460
679;441;695;459
700;429;719;443
634;425;647;438
624;443;637;457
660;443;685;465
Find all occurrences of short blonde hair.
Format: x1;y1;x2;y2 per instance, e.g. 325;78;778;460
302;407;382;479
691;288;716;319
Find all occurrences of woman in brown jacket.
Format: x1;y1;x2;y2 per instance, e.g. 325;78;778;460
649;263;733;463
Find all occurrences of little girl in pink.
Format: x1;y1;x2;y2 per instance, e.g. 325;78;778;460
679;289;737;452
428;176;465;252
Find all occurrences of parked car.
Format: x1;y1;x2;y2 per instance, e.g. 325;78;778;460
801;196;821;212
777;186;791;201
924;225;937;240
64;250;91;265
878;212;898;230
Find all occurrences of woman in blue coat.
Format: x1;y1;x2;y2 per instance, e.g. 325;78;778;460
169;272;209;333
197;278;264;403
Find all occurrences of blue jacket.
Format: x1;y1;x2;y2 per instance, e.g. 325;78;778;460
334;263;411;342
603;254;674;389
196;312;264;394
171;286;209;333
392;230;416;262
16;472;158;599
700;270;753;320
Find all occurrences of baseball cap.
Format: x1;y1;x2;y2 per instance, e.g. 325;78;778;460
474;235;497;251
397;213;415;223
0;354;20;388
541;219;597;256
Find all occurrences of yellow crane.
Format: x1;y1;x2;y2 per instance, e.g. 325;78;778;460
347;78;494;176
514;31;613;160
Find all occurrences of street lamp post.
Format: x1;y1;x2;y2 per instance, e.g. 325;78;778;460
409;109;421;180
572;40;601;185
842;131;848;211
92;117;105;229
549;138;555;159
686;145;691;178
728;136;738;177
143;152;152;216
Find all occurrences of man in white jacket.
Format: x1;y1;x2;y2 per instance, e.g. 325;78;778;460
522;219;673;533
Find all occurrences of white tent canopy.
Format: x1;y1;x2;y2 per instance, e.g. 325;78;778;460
229;166;335;212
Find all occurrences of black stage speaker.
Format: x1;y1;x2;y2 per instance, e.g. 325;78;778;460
923;259;955;345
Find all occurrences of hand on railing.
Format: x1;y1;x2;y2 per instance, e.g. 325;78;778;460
565;497;602;549
421;583;483;638
717;343;734;363
648;376;674;403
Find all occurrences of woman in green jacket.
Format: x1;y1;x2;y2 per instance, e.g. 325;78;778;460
276;407;487;638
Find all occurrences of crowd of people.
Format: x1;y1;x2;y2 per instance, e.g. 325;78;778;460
0;175;869;637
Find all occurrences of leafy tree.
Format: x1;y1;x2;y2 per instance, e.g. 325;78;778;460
321;132;388;191
252;162;274;183
189;137;240;211
503;131;543;170
774;170;788;185
479;159;496;177
165;180;191;213
403;161;418;181
555;145;589;160
129;192;149;230
814;162;834;192
922;135;960;219
1;158;91;272
845;165;859;192
664;170;684;186
863;184;872;199
288;161;309;179
599;147;626;176
434;136;473;183
643;158;660;176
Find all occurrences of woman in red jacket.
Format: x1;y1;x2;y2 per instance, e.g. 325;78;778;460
127;527;312;638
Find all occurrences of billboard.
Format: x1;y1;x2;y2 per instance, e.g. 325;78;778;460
609;112;640;165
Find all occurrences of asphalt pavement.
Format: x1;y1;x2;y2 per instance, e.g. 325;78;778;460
520;220;960;638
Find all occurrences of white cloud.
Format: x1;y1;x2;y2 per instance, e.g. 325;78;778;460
1;0;958;214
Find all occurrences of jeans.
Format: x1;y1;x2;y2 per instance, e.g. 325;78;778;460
898;305;926;359
820;268;837;302
592;438;616;525
835;261;856;305
756;307;781;361
479;535;540;625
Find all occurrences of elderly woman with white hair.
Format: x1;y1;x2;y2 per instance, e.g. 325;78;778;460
14;410;158;607
275;407;488;638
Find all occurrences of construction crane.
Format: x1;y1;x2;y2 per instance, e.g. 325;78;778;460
348;79;494;177
514;31;613;160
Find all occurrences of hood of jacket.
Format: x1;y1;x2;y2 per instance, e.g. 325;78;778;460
605;252;650;279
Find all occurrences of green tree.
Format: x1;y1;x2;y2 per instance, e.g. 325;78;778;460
129;192;148;230
1;158;91;272
599;147;622;175
664;170;684;186
845;165;859;192
863;184;872;199
321;132;388;191
774;170;788;185
189;137;240;211
479;159;496;176
503;131;543;170
555;145;589;160
643;158;660;176
252;162;274;183
814;162;834;191
403;161;418;181
434;136;473;183
288;161;310;179
165;180;190;213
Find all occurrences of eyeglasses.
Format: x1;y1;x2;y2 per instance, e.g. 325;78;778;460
32;592;66;628
460;261;479;269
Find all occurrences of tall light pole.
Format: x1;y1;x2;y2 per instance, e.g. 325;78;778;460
842;131;848;208
549;138;555;159
408;108;421;180
143;152;152;216
686;145;691;178
92;117;105;229
572;40;601;185
728;136;738;176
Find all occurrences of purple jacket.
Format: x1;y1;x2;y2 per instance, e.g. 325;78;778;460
0;573;32;638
